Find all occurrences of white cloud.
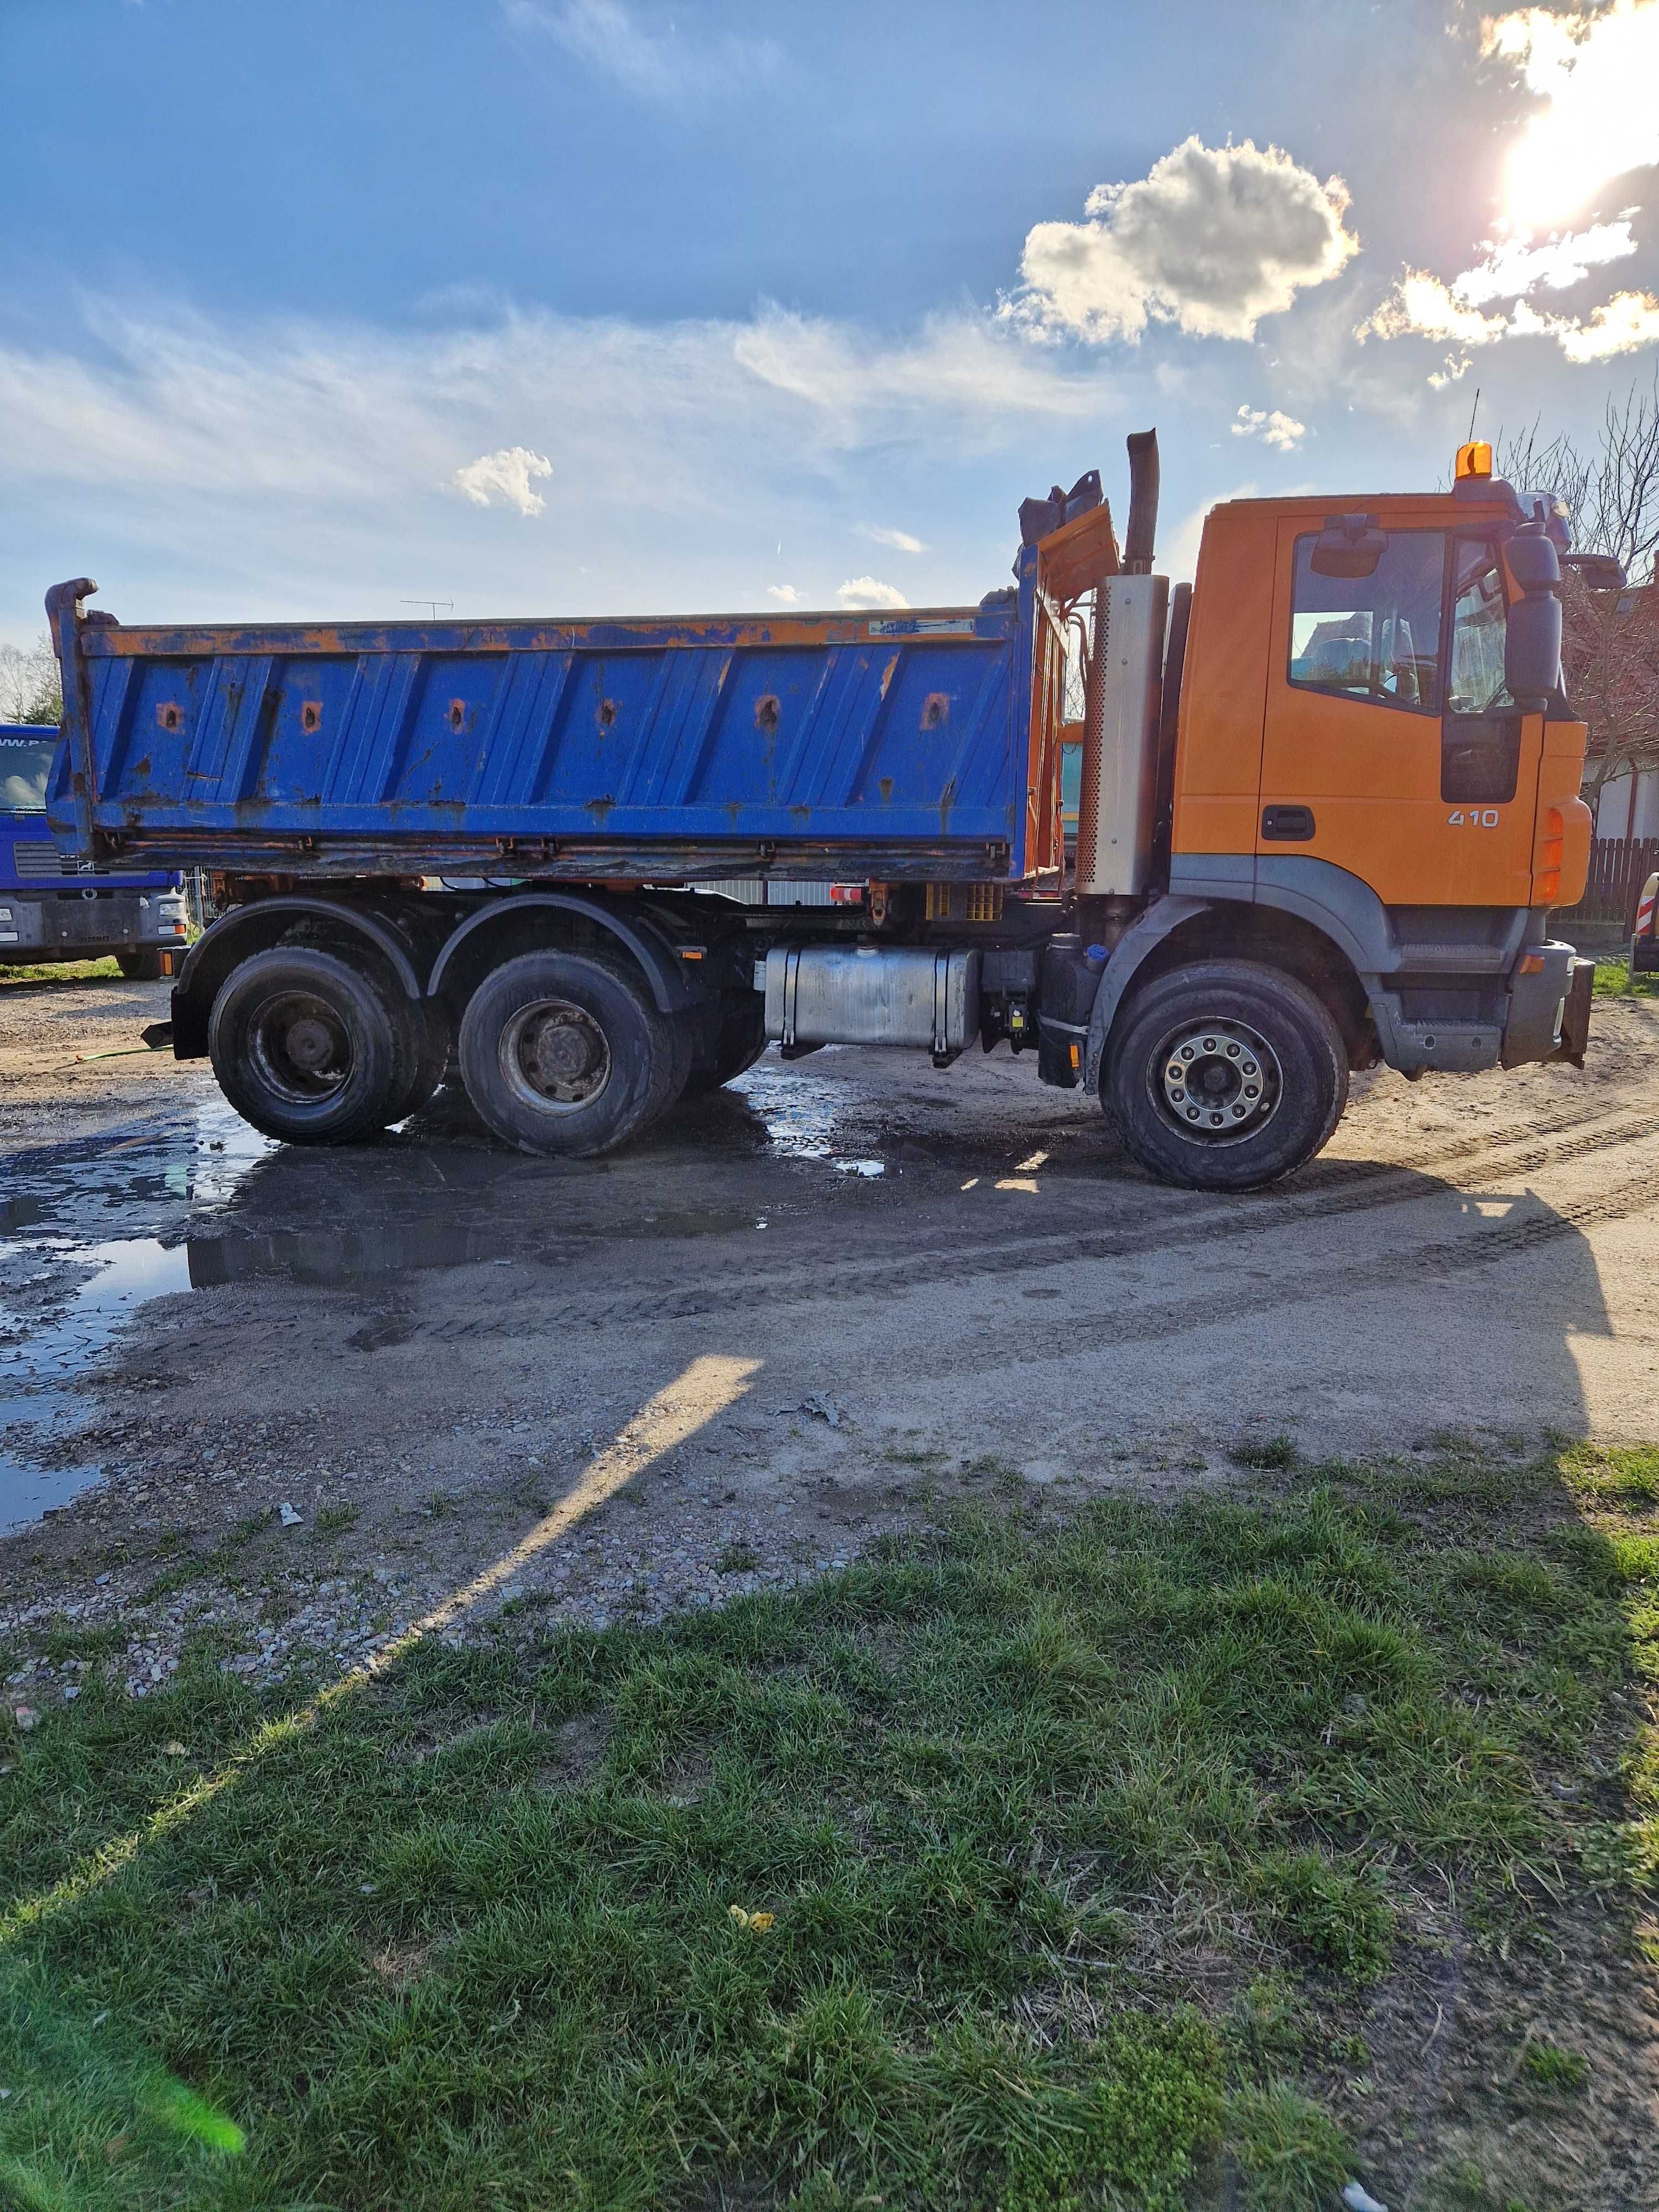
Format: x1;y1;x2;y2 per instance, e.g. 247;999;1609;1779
1449;220;1636;305
863;524;926;554
1548;289;1659;361
766;583;802;603
1230;404;1306;451
1359;252;1659;368
1359;273;1509;347
1001;136;1358;345
501;0;781;103
452;445;553;515
1484;1;1659;227
836;576;907;609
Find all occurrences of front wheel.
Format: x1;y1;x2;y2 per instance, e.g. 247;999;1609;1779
1104;961;1348;1191
457;950;684;1156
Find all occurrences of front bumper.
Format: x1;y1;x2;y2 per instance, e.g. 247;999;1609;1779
1501;941;1593;1070
1368;939;1593;1076
0;890;188;958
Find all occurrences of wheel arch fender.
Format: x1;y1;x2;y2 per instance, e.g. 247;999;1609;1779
1082;896;1211;1092
171;897;422;1060
427;893;697;1016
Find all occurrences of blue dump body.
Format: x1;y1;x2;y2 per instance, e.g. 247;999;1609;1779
45;540;1084;884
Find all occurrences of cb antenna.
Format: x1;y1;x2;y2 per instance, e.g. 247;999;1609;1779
1467;387;1481;444
401;598;453;620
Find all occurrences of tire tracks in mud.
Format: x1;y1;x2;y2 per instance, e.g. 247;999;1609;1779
409;1097;1657;1344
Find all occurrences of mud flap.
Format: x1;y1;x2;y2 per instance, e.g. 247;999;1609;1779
1553;956;1594;1068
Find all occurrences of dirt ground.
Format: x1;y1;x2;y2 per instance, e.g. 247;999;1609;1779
2;969;1657;1650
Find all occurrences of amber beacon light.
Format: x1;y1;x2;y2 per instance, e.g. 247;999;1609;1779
1454;440;1494;482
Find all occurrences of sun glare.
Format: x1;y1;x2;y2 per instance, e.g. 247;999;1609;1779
1488;1;1659;228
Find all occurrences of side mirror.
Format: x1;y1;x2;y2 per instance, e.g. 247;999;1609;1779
1560;551;1627;591
1310;513;1388;579
1504;524;1562;705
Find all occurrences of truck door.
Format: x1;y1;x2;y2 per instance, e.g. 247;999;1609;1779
1258;518;1541;909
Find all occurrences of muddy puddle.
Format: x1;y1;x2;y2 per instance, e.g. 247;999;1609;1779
0;1056;896;1533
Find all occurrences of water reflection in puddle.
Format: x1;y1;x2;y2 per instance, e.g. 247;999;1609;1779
1;1053;887;1532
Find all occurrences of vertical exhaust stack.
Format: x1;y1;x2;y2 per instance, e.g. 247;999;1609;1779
1121;429;1160;573
1077;431;1167;899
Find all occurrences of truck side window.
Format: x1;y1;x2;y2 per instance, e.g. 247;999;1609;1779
1288;531;1446;713
1444;541;1511;714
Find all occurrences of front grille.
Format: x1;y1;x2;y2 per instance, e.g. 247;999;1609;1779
7;839;111;879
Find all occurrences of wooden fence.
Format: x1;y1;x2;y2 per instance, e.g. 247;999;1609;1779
1555;836;1659;931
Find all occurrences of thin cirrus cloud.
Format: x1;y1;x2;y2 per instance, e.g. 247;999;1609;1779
500;0;783;102
452;446;553;515
836;577;908;610
1231;405;1305;451
1000;136;1358;345
862;524;926;554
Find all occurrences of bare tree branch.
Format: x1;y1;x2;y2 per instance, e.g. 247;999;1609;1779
1496;371;1659;822
0;632;62;726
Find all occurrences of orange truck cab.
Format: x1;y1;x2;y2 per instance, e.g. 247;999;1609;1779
1065;439;1596;1176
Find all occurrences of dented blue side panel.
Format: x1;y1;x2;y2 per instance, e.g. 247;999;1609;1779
47;598;1030;881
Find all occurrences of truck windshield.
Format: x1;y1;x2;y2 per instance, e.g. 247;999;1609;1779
0;739;56;813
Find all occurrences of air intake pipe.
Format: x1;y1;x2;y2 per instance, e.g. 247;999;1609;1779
1122;429;1159;573
1076;429;1166;899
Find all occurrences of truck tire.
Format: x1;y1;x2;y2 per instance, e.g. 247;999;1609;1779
682;997;768;1097
208;946;410;1145
457;949;685;1156
117;950;165;982
387;998;451;1124
1104;960;1348;1192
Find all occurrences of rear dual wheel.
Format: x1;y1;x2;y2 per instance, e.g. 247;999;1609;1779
457;949;688;1157
208;946;449;1145
1105;959;1348;1191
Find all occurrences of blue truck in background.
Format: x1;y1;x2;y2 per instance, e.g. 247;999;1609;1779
2;722;189;977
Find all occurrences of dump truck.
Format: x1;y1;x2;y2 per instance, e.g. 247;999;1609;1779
2;721;189;976
43;432;1595;1191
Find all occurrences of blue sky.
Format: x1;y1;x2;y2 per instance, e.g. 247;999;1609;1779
3;0;1658;644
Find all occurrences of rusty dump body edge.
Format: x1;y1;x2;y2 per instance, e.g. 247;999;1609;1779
44;520;1112;883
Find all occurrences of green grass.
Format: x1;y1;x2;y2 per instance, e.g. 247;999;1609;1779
0;958;122;987
0;1453;1653;2208
1520;2036;1587;2094
1592;957;1658;998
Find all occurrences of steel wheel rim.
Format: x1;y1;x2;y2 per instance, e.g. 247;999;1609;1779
1149;1014;1282;1145
499;997;612;1114
247;989;355;1106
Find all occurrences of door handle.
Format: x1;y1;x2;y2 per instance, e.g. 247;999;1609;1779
1261;804;1316;841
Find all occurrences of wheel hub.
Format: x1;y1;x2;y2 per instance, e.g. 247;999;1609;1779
501;999;612;1112
247;990;353;1104
284;1016;335;1073
1155;1017;1282;1143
